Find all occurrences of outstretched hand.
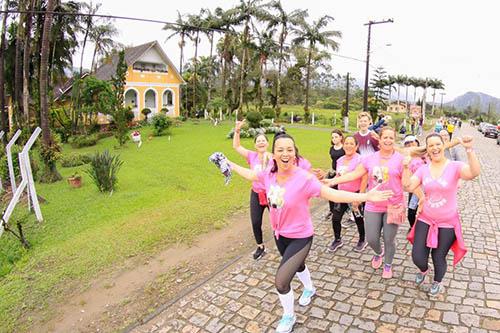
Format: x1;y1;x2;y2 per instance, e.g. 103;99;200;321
235;119;246;131
366;184;393;202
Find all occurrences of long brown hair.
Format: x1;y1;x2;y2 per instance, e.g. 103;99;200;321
330;129;344;146
270;132;302;173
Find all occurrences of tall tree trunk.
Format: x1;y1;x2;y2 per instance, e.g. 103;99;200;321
405;84;409;117
431;88;437;115
0;0;10;135
79;24;90;76
91;40;99;73
206;32;214;108
238;19;250;113
304;43;313;115
23;0;35;130
221;33;230;100
413;87;417;106
14;2;25;129
39;0;61;182
192;30;199;113
275;25;286;115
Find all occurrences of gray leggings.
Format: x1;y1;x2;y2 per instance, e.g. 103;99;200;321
364;211;399;265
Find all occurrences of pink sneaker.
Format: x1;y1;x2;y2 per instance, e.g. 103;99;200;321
382;264;393;279
371;250;384;269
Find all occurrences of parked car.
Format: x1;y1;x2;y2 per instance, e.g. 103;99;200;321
478;122;491;133
484;124;498;138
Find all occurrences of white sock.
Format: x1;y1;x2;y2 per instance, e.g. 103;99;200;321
278;289;294;316
296;266;314;290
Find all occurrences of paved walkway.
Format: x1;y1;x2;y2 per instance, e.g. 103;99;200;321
131;124;500;333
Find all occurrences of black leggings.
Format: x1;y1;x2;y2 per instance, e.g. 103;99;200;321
331;202;365;242
274;235;313;294
407;193;417;229
412;220;456;282
250;190;267;245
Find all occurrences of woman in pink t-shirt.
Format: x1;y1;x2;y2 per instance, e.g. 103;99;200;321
233;120;273;260
226;132;393;333
328;135;368;253
327;127;405;279
403;133;480;296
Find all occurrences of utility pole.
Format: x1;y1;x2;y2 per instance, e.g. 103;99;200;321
344;72;350;132
362;18;394;112
440;92;446;111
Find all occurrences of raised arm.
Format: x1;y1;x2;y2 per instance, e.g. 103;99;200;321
458;136;480;180
402;155;422;192
327;163;367;186
320;184;393;203
227;160;259;182
232;120;251;158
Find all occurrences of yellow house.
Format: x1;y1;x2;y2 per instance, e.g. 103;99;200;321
386;102;407;114
56;40;184;121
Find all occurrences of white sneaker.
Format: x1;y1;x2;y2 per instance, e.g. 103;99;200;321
298;288;316;306
276;314;296;333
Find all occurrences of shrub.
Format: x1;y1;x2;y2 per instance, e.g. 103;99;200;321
0;144;21;184
69;134;98;148
246;111;263;128
261;107;276;119
260;119;273;128
151;113;173;136
161;107;169;114
141;108;152;119
86;150;123;192
96;131;114;140
60;153;92;168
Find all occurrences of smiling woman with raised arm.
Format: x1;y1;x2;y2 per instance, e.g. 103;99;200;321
402;133;480;296
233;119;273;260
226;132;392;333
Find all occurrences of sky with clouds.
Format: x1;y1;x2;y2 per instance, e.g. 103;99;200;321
76;0;500;101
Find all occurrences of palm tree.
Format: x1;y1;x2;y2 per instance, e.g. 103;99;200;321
22;0;36;129
228;0;269;114
292;15;341;118
90;22;120;72
200;9;222;109
0;0;10;134
403;75;411;116
394;74;406;106
163;11;191;76
252;29;278;111
79;1;101;76
40;0;61;182
429;78;444;115
267;1;307;115
186;11;205;113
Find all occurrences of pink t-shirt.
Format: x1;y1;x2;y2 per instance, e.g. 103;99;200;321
246;151;273;193
297;157;312;171
257;167;322;238
361;151;404;212
336;153;363;192
414;161;465;227
409;157;426;174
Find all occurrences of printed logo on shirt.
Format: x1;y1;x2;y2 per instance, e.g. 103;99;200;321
422;177;448;188
427;193;447;209
337;165;348;177
267;184;285;209
253;164;263;172
372;166;389;185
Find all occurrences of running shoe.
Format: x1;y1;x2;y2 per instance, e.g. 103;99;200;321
253;246;266;260
353;240;367;252
415;270;428;286
429;281;442;297
327;239;343;253
276;314;296;333
299;288;316;306
382;264;393;279
371;250;384;269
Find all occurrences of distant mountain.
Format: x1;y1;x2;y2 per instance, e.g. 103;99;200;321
445;92;500;113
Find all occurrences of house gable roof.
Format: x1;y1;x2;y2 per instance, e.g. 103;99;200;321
55;41;184;100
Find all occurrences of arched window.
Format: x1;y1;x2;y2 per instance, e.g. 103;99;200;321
162;89;173;107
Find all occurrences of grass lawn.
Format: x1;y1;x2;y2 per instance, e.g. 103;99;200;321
0;120;334;332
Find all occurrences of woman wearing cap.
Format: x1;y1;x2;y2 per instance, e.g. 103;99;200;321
402;134;480;296
225;132;393;333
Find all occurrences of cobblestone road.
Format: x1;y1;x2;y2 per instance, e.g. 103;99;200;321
131;124;500;333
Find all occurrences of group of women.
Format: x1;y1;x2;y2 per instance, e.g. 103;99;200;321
226;117;480;333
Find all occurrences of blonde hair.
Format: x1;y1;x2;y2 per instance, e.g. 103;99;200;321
357;112;372;122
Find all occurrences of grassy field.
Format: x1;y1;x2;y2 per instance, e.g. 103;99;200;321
0;120;335;332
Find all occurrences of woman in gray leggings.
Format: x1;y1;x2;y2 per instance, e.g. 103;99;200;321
327;127;406;279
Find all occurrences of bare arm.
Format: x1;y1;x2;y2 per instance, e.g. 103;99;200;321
320;184;393;203
459;136;480;180
402;156;421;192
232;120;250;158
327;163;367;186
227;160;258;182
